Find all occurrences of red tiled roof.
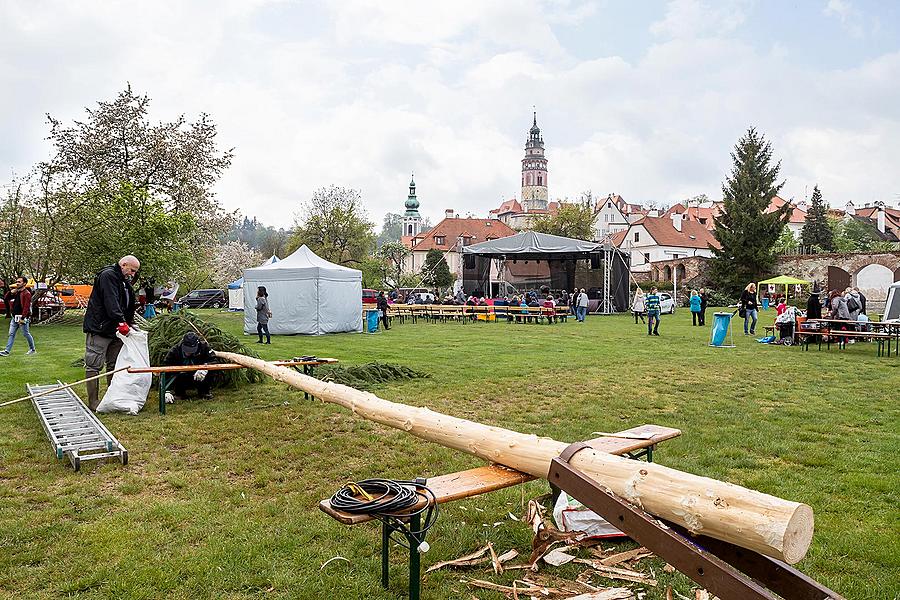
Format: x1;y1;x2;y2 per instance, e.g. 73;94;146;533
855;205;900;238
767;195;806;224
625;216;720;250
411;217;517;252
609;229;628;246
489;199;522;216
665;202;723;229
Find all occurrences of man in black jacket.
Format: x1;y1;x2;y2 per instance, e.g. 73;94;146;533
163;332;217;402
83;255;139;410
376;291;390;330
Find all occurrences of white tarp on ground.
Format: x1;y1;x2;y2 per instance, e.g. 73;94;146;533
241;245;362;335
228;255;279;310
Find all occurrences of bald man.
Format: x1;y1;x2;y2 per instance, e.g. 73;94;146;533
83;255;140;410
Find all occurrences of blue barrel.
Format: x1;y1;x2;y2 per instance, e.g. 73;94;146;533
762;297;770;311
710;312;732;347
366;309;380;333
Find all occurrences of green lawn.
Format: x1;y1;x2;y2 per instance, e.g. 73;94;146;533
0;309;897;599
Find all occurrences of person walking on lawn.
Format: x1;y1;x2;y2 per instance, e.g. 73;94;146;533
83;256;139;411
0;276;36;356
689;290;702;326
739;282;759;336
698;288;708;326
575;288;589;322
645;287;661;336
255;286;272;344
631;288;646;324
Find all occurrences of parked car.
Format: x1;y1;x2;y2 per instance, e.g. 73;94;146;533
659;292;676;314
179;289;226;309
362;289;378;305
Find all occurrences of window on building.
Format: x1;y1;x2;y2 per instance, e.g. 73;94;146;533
607;202;612;208
462;236;472;245
699;218;707;224
434;236;445;245
644;252;650;263
634;232;640;242
537;176;542;185
672;254;680;259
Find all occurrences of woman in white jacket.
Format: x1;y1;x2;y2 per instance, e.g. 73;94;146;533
632;288;646;324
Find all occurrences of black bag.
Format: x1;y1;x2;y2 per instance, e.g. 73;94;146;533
847;296;860;313
738;306;746;318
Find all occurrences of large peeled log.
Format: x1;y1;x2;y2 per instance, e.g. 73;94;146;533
219;352;814;565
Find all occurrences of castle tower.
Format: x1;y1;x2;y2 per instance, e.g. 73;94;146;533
521;112;548;211
402;174;422;237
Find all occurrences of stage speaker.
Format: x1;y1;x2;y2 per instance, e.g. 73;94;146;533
590;255;601;269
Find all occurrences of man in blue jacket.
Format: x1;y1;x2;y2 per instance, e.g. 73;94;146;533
82;255;139;411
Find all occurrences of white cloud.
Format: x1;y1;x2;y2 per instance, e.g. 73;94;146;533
823;0;865;37
650;0;751;39
1;0;899;233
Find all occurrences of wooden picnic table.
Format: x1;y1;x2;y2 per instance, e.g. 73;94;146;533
802;319;897;356
128;358;339;414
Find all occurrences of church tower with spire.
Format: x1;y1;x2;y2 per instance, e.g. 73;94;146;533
521;112;548;211
402;174;422;237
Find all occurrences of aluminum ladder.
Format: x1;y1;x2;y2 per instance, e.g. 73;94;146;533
27;382;128;471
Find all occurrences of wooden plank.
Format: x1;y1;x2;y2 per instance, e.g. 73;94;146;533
128;359;338;374
585;425;681;456
319;425;682;526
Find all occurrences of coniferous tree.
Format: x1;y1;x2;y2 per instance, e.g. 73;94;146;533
421;249;454;290
710;128;791;294
800;185;833;251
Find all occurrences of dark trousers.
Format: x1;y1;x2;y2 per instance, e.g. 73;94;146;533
699;309;706;326
634;311;645;324
648;313;660;335
381;312;390;330
257;323;270;343
84;333;124;410
692;311;699;326
172;373;211;398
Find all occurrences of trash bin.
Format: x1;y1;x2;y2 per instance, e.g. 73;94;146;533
762;297;770;311
710;312;734;347
365;309;380;334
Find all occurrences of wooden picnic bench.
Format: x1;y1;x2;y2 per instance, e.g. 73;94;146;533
800;318;897;357
319;424;680;599
128;358;339;414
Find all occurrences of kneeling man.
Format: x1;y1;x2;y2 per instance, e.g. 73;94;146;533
163;332;217;403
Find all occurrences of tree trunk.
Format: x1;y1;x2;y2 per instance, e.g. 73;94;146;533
218;352;813;564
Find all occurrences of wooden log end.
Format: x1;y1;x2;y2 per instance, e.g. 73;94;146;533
782;503;814;565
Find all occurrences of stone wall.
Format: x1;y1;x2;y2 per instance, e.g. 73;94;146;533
776;251;900;300
649;256;711;286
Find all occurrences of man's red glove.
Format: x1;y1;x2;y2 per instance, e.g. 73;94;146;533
117;322;131;336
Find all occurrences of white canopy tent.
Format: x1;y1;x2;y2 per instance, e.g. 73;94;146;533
228;255;279;311
242;245;362;335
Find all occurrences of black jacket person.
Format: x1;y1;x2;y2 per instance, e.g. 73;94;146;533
82;256;139;411
163;332;218;400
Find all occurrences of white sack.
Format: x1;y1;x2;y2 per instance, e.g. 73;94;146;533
552;492;625;539
97;329;152;415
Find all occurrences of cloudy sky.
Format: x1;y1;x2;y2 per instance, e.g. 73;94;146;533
2;0;899;230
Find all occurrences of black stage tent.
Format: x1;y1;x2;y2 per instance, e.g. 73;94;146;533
461;231;631;313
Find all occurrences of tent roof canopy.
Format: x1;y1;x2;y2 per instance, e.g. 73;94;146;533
229;255;279;288
758;275;811;285
243;245;361;282
462;230;618;260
